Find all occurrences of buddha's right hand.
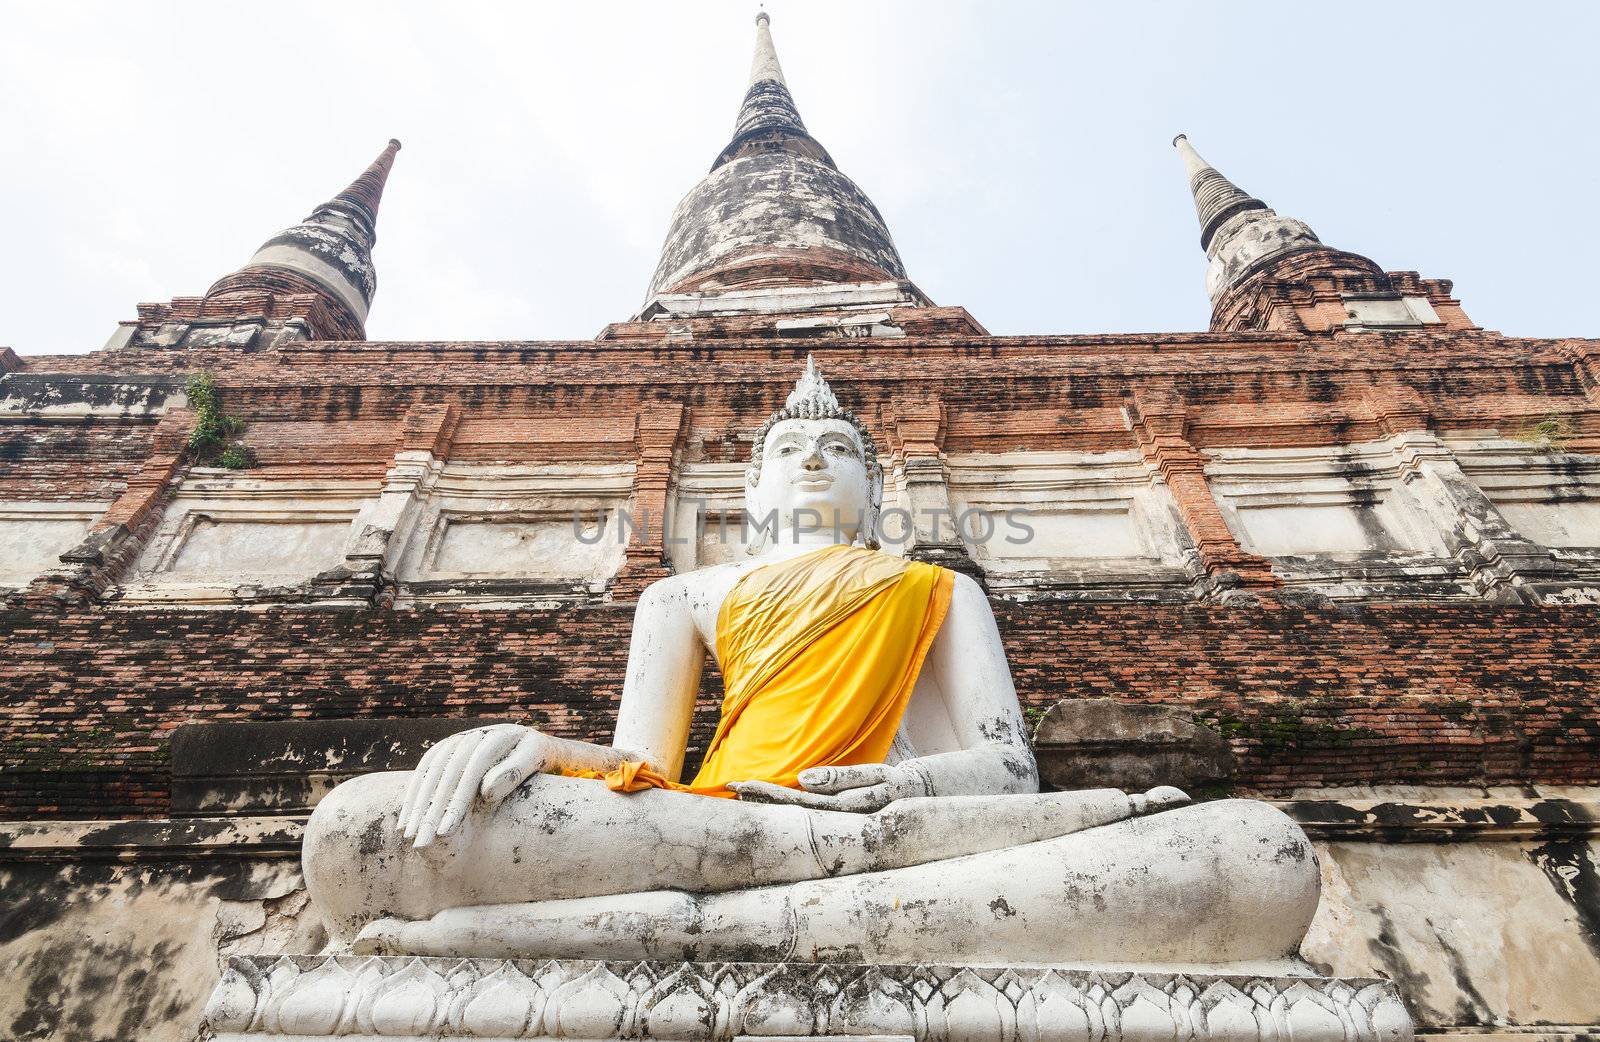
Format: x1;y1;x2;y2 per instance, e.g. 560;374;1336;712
397;724;551;848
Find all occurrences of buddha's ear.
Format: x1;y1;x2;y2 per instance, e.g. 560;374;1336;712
743;466;763;513
742;468;768;555
863;468;884;550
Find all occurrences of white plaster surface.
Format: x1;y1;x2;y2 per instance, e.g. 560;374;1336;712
0;506;100;586
644;281;923;320
945;451;1187;573
166;517;350;575
389;463;634;597
1494;498;1600;547
1305;839;1600;1028
1450;440;1600;552
119;474;379;602
1207;442;1447;560
1342;296;1440;329
427;515;621;578
1233;502;1376;556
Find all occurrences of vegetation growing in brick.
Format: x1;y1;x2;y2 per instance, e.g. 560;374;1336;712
185;372;255;469
1515;413;1576;452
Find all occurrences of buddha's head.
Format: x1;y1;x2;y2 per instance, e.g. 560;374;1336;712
746;357;882;549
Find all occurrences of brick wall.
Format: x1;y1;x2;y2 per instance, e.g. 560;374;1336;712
0;423;153;502
2;602;1596;818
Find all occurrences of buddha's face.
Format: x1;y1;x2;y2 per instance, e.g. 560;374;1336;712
748;417;875;537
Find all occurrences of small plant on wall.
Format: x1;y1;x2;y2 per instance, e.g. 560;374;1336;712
185;373;256;470
1514;413;1575;452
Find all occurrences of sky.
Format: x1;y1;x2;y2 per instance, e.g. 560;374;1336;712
3;1;1598;356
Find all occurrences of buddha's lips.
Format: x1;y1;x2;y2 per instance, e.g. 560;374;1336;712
791;477;833;489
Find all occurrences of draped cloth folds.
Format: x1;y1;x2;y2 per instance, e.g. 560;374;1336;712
572;544;953;798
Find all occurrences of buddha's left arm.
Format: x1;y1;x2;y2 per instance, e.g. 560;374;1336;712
893;571;1040;797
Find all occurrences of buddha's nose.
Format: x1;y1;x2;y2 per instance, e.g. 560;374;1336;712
801;445;825;469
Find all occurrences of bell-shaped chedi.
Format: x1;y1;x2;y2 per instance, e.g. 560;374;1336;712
1173;134;1474;334
621;14;983;338
109;140;401;351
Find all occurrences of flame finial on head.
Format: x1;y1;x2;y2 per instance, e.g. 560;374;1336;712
785;354;843;417
749;355;881;484
746;355;884;549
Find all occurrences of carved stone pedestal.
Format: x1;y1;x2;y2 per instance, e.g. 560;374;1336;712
202;956;1413;1042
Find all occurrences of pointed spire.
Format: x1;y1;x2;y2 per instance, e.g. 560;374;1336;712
749;12;786;87
320;138;402;240
208;139;403;330
642;15;914;312
1172;134;1270;251
1171;133;1325;304
713;13;827;171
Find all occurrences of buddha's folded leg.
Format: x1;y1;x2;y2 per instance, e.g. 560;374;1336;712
305;769;1173;946
355;799;1320;974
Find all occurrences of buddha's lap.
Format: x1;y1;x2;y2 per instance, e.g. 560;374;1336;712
310;770;1315;914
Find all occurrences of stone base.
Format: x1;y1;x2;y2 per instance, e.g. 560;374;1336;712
202;955;1413;1042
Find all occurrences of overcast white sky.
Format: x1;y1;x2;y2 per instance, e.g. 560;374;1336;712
3;1;1597;356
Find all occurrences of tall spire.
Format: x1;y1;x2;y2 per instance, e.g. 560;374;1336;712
749;12;786;85
207;139;402;333
642;14;915;313
1173;134;1271;252
325;137;402;240
1171;134;1324;304
713;12;817;169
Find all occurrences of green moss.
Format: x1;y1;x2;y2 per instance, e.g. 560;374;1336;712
1198;705;1378;751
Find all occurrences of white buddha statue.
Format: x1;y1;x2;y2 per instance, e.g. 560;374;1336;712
302;359;1321;973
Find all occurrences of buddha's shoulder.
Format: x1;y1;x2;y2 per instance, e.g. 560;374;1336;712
637;561;760;608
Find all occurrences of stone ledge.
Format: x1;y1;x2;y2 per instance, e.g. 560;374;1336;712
202;956;1412;1042
1280;798;1600;842
1416;1031;1600;1042
0;815;304;862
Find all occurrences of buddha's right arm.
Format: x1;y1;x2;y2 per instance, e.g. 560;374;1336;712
397;725;643;847
397;580;703;848
610;577;706;784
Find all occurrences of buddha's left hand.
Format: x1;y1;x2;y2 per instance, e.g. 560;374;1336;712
729;762;928;813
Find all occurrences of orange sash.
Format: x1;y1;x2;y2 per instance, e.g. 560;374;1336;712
574;544;953;797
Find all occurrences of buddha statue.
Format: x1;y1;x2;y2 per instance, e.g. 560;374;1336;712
302;358;1321;973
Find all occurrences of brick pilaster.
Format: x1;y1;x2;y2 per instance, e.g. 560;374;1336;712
612;402;688;600
1563;340;1600;405
24;408;195;609
884;397;984;582
1366;391;1582;604
313;402;462;607
1125;391;1278;596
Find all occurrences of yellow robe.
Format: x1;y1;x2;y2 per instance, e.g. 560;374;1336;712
579;544;954;797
